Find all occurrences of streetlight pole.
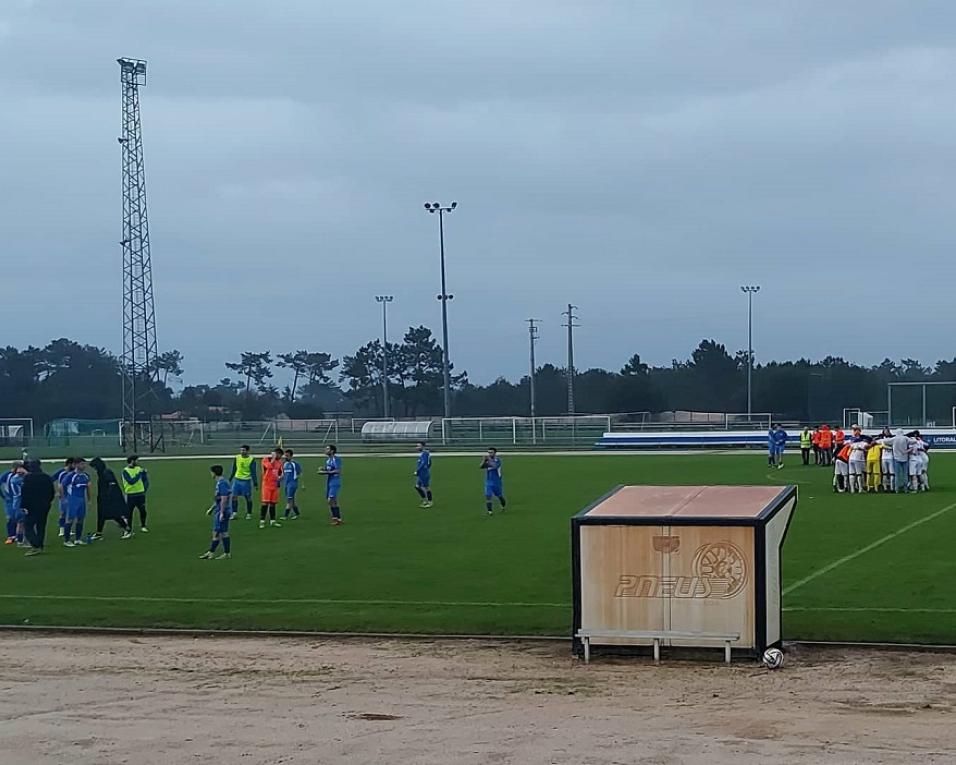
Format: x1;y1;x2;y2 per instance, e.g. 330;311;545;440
375;295;393;418
740;285;760;419
424;201;457;419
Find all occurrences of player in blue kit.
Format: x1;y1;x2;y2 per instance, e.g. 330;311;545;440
200;464;233;560
414;441;433;508
1;460;21;545
64;458;91;547
282;449;302;520
768;424;788;469
5;464;26;546
51;457;75;538
319;444;343;526
481;447;507;516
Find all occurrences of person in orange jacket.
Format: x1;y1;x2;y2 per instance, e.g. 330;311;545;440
818;424;833;466
834;427;846;453
811;428;821;465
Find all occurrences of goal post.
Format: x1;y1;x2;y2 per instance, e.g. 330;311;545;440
888;382;956;427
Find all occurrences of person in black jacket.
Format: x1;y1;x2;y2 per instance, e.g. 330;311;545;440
21;460;55;556
89;458;134;540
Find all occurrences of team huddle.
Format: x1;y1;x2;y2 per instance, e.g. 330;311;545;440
787;424;931;494
2;455;151;552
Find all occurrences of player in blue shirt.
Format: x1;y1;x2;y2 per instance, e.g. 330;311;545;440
319;444;343;526
282;449;302;520
1;460;21;544
414;441;433;508
768;424;788;469
200;464;233;560
6;464;27;546
64;458;91;547
51;457;75;538
481;447;507;516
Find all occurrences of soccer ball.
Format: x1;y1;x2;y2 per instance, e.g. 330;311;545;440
762;647;784;670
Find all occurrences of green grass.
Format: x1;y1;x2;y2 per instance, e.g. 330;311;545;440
2;451;955;643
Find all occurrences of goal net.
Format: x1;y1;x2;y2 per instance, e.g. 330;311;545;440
888;382;956;428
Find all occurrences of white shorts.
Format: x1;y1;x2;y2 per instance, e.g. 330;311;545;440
834;461;849;477
909;459;921;477
921;454;930;472
849;460;866;476
881;459;894;474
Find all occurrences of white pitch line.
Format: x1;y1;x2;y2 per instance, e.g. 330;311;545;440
784;606;956;614
783;499;956;597
0;594;566;609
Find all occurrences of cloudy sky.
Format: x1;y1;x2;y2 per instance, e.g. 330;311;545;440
1;1;955;388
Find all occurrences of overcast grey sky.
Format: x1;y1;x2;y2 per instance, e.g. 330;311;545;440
2;1;955;388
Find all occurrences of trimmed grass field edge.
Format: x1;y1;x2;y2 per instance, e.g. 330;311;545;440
0;624;569;641
6;625;956;654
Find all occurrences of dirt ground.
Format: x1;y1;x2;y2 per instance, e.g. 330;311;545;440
1;634;955;764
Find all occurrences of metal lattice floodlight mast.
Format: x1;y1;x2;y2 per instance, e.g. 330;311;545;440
118;58;160;453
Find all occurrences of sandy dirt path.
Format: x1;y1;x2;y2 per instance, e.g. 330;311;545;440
1;634;955;764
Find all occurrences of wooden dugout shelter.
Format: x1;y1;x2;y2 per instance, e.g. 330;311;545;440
572;485;798;662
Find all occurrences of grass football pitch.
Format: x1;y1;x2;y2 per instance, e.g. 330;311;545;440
2;452;954;644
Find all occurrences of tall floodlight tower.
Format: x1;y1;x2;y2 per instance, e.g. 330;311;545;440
118;58;160;452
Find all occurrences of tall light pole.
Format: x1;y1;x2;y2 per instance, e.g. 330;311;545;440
424;201;457;418
375;295;393;418
526;319;540;416
740;285;761;419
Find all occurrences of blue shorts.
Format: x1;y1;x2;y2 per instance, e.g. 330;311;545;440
67;502;87;521
3;501;15;521
416;472;431;489
485;482;503;498
327;480;341;500
232;478;253;498
285;482;298;500
212;511;233;534
769;445;784;456
59;498;69;515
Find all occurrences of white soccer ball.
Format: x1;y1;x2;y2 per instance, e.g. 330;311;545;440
762;647;784;670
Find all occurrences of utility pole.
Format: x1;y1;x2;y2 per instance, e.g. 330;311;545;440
740;285;760;419
118;57;161;453
424;201;457;418
562;304;580;416
375;296;393;418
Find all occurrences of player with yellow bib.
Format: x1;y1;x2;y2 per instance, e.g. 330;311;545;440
229;445;258;520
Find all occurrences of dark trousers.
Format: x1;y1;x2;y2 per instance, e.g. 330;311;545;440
97;514;131;534
127;494;147;526
23;505;50;550
801;448;810;465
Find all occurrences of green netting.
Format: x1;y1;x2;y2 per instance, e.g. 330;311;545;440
45;418;120;437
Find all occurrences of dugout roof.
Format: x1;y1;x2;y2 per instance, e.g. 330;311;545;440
579;485;790;522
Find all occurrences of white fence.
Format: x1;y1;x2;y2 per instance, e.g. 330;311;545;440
440;416;612;446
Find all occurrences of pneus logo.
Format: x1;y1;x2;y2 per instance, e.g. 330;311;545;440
614;542;747;599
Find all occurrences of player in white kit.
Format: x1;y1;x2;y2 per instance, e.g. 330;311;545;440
878;427;895;492
847;436;868;494
907;434;924;493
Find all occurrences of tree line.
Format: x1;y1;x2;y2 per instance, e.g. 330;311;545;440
3;333;956;426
